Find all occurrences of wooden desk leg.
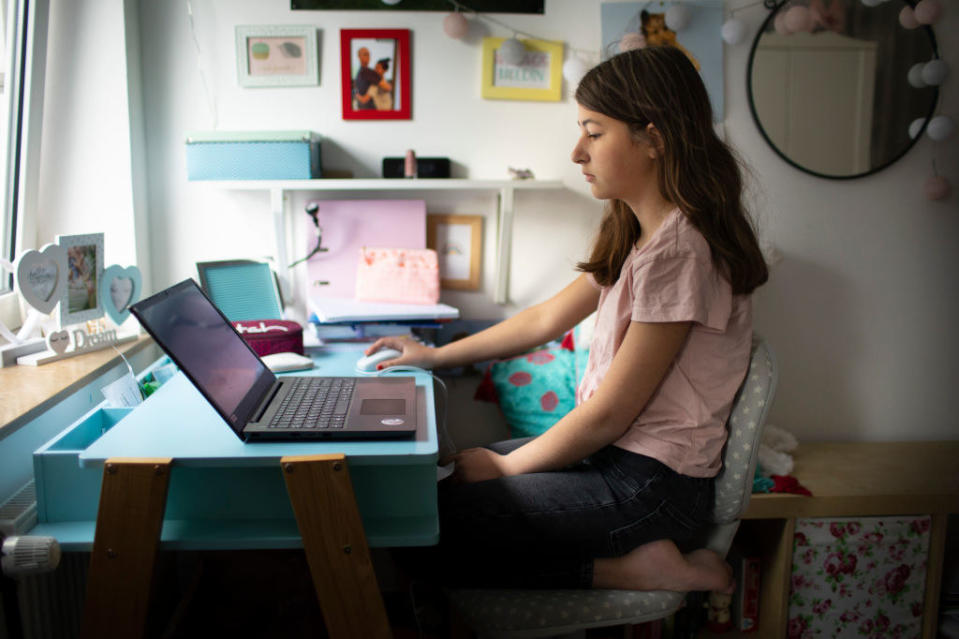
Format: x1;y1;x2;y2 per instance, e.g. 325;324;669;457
921;513;947;639
281;454;391;639
80;457;172;639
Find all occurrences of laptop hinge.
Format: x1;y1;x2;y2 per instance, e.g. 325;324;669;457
253;380;284;423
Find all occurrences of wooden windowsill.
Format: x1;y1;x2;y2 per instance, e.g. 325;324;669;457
0;335;155;439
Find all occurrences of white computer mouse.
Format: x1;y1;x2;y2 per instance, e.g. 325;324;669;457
356;348;402;372
261;351;315;373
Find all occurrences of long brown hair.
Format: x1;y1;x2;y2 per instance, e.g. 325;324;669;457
575;46;768;295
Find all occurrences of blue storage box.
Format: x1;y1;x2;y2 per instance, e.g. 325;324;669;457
186;130;322;180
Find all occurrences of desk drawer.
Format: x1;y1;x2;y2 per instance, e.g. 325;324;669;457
33;407;134;523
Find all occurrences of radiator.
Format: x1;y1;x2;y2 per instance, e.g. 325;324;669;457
16;553;87;639
1;481;87;639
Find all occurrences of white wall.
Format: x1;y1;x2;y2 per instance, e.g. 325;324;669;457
35;0;958;442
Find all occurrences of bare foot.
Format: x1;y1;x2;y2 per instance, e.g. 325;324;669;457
592;539;734;593
687;548;735;594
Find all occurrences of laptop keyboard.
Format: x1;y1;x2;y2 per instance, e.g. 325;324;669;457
269;377;355;429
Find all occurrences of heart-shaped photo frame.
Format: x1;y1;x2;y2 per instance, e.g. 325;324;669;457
15;244;68;315
100;264;142;326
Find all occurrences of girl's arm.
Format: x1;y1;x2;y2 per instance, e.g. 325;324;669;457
365;273;600;369
453;319;691;482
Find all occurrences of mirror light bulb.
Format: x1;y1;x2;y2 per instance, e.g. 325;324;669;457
665;4;692;31
927;115;955;141
908;63;927;88
721;17;747;45
774;11;792;35
921;60;949;86
914;0;943;25
899;6;920;28
498;38;526;66
924;175;951;201
443;13;468;39
562;57;588;87
619;32;647;52
784;6;814;32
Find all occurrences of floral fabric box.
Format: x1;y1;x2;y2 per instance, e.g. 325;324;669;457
788;516;930;638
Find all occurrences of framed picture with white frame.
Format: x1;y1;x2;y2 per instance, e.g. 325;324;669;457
235;25;319;88
57;233;104;326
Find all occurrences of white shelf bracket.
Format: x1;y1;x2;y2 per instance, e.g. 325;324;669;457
270;187;290;300
494;185;515;305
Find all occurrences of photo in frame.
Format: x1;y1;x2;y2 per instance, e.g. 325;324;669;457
480;37;563;102
235;25;319;88
600;1;723;120
56;233;105;326
427;214;482;291
340;29;411;120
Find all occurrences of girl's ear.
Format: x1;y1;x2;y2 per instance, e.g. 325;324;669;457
645;123;665;158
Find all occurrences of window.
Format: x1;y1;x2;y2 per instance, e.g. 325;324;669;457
0;0;36;291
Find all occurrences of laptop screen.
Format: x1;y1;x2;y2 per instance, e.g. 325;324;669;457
130;279;276;433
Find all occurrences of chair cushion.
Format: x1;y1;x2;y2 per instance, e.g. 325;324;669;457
449;588;685;638
712;338;777;524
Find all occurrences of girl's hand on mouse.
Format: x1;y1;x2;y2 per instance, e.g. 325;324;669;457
365;335;437;369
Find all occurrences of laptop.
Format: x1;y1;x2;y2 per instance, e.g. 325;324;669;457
129;279;417;442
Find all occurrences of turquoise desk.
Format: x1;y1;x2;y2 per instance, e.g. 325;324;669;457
32;343;438;639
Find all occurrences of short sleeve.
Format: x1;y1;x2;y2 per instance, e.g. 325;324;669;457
584;272;602;290
630;255;732;330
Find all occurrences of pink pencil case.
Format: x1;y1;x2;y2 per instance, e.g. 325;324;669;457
233;320;304;356
355;247;440;305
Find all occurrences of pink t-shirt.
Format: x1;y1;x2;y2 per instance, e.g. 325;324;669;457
578;209;752;478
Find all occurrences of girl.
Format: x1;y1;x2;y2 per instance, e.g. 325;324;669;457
368;45;768;592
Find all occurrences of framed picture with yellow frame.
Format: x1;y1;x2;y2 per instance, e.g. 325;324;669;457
480;37;563;101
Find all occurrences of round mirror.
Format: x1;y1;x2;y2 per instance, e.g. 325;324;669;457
747;0;939;179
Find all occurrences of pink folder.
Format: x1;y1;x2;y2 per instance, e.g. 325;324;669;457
302;200;426;300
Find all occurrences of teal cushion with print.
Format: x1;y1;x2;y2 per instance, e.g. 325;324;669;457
474;316;594;439
487;347;576;439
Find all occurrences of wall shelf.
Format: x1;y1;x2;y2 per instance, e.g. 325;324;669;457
198;178;565;305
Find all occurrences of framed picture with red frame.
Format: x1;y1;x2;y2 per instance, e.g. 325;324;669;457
340;29;411;120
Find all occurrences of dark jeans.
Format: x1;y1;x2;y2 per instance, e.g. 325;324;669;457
402;437;714;589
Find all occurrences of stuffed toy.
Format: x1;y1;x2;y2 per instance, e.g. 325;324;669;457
757;423;798;477
753;424;813;496
640;10;701;71
706;590;733;633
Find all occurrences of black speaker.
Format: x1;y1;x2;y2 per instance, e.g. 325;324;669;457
382;157;451;178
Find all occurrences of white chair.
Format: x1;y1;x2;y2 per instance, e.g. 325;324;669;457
449;336;778;638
